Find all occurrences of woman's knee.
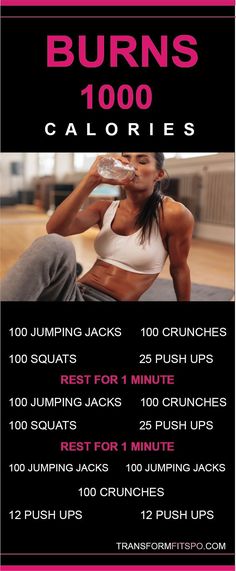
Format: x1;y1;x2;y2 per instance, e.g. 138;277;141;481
32;234;76;269
34;234;75;256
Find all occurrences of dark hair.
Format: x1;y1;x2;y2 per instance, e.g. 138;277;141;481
136;152;165;243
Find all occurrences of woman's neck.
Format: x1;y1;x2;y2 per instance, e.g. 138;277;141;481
124;190;152;210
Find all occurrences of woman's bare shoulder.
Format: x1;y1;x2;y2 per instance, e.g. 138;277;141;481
94;199;118;228
95;199;114;214
161;196;194;232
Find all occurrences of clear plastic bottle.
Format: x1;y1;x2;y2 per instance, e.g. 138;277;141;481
97;156;135;182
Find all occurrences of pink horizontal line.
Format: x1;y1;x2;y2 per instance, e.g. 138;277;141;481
1;13;235;16
1;552;235;555
1;0;235;5
1;567;235;571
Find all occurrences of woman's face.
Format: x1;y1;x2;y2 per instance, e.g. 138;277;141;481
122;152;164;192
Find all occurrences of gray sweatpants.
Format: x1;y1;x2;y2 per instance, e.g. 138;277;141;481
0;234;116;302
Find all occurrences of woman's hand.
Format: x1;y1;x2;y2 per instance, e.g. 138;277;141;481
87;154;132;186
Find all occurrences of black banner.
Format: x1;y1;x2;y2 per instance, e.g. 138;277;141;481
1;301;235;566
1;5;235;151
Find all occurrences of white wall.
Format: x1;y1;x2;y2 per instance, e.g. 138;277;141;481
194;222;234;244
165;153;234;174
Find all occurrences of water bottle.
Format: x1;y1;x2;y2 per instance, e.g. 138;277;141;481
97;157;135;182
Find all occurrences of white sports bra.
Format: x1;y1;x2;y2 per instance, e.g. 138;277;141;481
94;201;168;274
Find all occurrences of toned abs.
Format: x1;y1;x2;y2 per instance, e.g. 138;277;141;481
79;260;159;301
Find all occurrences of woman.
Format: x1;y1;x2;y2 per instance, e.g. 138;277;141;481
0;152;194;301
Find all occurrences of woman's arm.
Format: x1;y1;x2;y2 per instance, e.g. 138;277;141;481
163;202;194;301
46;157;104;236
46;155;129;237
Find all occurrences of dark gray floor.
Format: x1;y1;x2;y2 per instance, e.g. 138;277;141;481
140;278;234;302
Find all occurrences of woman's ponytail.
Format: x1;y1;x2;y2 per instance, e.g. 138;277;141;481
136;152;166;243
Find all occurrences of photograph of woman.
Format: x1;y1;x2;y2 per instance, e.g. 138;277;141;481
0;152;194;302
